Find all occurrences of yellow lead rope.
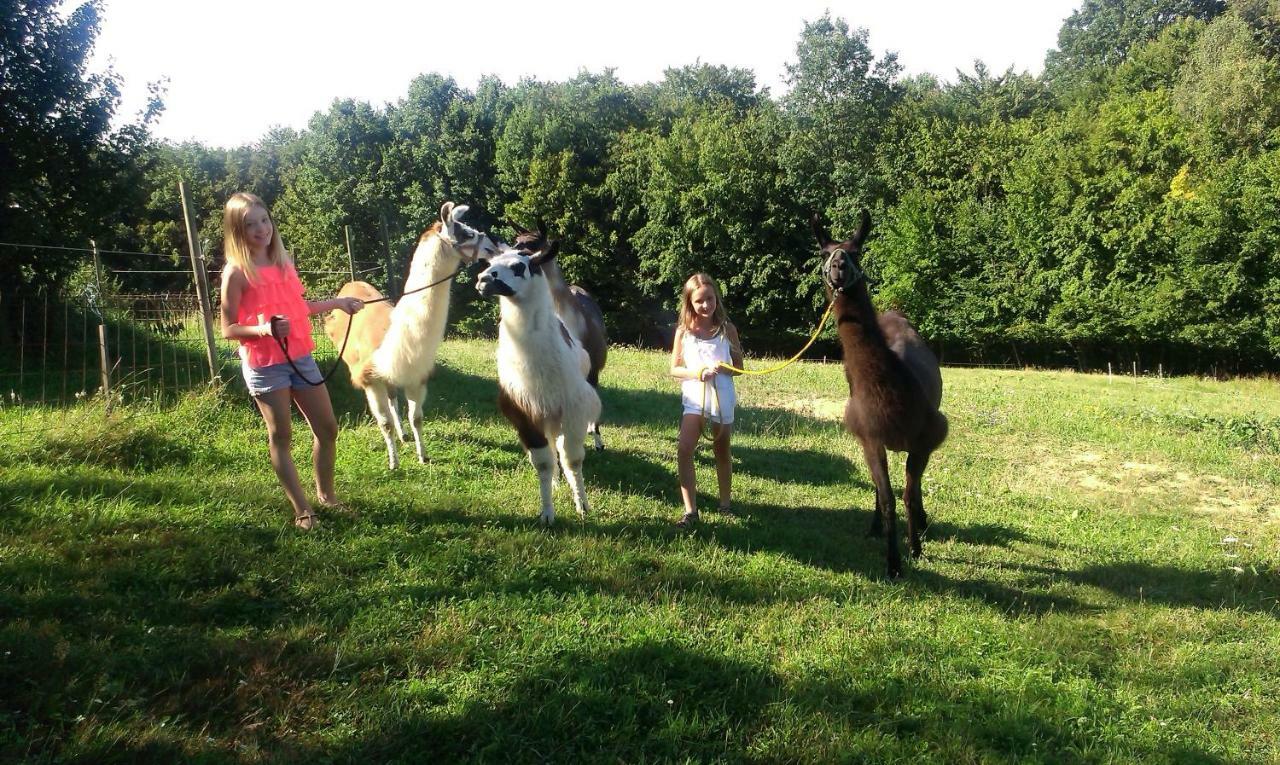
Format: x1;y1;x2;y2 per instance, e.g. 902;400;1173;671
714;300;836;376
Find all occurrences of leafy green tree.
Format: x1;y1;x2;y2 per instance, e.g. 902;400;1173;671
1045;0;1226;96
631;105;811;346
637;62;764;131
0;0;160;298
273;99;393;294
1173;11;1280;157
494;72;647;324
780;12;902;219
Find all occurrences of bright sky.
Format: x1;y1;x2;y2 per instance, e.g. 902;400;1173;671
91;0;1082;148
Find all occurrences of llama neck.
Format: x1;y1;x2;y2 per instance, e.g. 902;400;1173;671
403;234;461;297
368;233;461;383
835;287;891;365
499;280;557;347
396;234;459;322
541;260;576;315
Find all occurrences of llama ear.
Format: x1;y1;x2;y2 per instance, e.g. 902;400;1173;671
451;204;470;222
810;214;831;247
440;201;455;224
851;209;872;247
508;219;531;237
535;215;548;235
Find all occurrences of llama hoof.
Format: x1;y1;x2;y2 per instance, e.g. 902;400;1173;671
399;432;413;443
538;510;556;527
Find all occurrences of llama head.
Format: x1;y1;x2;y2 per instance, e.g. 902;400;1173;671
439;201;505;264
812;210;871;295
507;218;559;259
475;243;558;301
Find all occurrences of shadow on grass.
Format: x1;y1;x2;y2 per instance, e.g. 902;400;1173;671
300;639;1233;764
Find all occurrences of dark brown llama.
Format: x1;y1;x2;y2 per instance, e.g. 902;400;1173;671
507;220;609;450
813;210;948;578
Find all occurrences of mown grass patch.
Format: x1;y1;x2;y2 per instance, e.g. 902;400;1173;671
1;339;1277;763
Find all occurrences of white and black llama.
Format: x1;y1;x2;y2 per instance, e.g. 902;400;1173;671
475;245;601;525
506;221;609;450
325;202;503;469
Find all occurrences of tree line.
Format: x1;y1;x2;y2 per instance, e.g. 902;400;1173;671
5;0;1279;372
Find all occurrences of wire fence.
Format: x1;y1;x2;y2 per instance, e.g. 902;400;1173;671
0;244;380;408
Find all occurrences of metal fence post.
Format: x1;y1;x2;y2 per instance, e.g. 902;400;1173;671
179;181;220;383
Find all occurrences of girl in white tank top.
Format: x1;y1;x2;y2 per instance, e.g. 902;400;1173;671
669;274;743;528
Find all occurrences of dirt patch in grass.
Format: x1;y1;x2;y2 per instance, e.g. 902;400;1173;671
1036;446;1276;521
772;396;845;422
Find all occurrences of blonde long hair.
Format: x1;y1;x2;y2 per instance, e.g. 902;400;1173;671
223;192;290;284
678;272;730;334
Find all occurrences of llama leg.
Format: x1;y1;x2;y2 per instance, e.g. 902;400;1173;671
556;431;590;519
499;390;555;525
530;445;557;526
364;384;400;470
904;450;932;559
861;440;901;578
403;379;429;463
587;372;604;451
865;444;886;538
390;390;409;442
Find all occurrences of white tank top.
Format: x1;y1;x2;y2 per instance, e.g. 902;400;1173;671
680;329;737;424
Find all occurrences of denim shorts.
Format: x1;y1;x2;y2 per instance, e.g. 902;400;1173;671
241;354;322;396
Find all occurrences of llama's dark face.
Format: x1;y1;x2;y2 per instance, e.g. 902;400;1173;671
476;249;546;300
812;211;871;295
440;202;505;264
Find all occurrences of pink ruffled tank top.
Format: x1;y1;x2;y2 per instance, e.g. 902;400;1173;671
235;262;314;368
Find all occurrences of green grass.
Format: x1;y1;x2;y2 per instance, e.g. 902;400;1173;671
2;339;1277;763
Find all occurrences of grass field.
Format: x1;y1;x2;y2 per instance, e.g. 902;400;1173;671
2;338;1278;763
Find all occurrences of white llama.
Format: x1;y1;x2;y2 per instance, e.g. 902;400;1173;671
475;246;601;525
507;222;609;450
325;202;503;469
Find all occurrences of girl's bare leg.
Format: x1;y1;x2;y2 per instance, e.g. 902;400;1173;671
712;422;733;511
676;413;703;521
254;388;314;526
291;383;340;506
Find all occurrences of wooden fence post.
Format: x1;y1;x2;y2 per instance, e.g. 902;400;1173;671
179;181;220;383
381;211;396;300
91;240;111;404
345;225;356;283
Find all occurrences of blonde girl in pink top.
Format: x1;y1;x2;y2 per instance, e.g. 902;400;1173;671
219;192;364;531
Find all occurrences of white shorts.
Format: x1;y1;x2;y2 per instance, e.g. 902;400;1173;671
680;377;736;425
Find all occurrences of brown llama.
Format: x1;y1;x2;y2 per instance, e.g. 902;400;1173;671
506;220;609;450
812;210;948;578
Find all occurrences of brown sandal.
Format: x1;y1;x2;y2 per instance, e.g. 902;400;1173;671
294;512;319;531
675;510;699;528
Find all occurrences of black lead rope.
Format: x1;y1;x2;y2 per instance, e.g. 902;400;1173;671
267;263;467;388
